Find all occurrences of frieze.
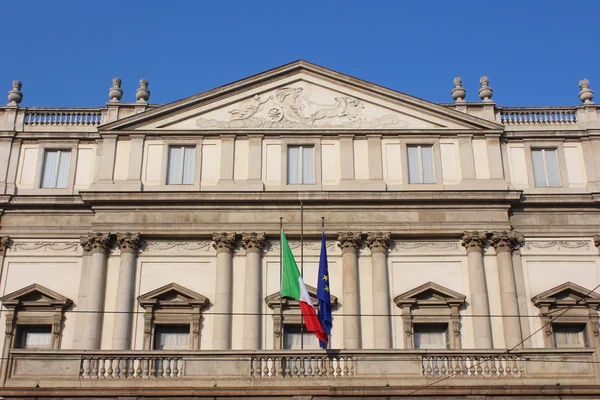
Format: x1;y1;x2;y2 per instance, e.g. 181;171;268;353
524;241;590;251
268;241;336;252
10;241;80;253
392;241;459;251
144;241;212;252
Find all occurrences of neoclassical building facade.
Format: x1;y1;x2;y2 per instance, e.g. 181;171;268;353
0;61;599;399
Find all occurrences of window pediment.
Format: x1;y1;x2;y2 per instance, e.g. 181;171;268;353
138;283;209;310
394;281;466;308
1;283;72;310
532;282;600;309
265;284;338;310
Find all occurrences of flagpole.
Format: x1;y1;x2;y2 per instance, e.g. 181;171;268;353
279;216;283;350
300;200;304;350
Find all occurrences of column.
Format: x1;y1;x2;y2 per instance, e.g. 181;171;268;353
461;231;493;348
79;233;111;350
491;231;524;349
112;233;141;350
338;232;362;349
366;232;391;349
212;232;236;350
241;232;265;350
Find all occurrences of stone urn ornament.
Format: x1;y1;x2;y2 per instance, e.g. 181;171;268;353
108;77;123;102
478;76;493;101
7;80;23;105
136;79;150;103
451;77;466;102
579;79;594;104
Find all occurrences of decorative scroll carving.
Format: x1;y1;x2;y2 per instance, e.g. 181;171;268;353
242;232;266;254
144;241;212;251
80;233;111;254
461;231;489;254
392;241;459;251
116;232;141;254
196;83;408;129
11;241;79;253
366;232;391;254
490;231;524;254
337;232;362;254
268;241;336;252
212;232;236;254
524;240;590;251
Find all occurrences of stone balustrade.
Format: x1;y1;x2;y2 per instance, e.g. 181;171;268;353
499;107;578;126
24;108;103;126
3;348;596;388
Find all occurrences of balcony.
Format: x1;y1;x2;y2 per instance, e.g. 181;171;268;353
1;348;597;397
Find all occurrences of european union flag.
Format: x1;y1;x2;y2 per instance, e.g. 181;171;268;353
317;231;332;349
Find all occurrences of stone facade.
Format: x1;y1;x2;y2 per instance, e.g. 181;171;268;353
0;61;599;399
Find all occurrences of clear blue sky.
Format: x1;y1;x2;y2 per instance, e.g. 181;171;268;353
2;0;598;107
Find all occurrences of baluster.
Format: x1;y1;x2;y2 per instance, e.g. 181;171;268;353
460;357;468;376
127;358;135;378
490;356;498;376
90;357;98;379
106;358;113;378
313;357;321;376
142;358;149;378
135;358;142;378
299;356;306;378
475;358;483;376
440;357;447;375
249;357;255;377
150;357;157;378
157;358;164;378
98;358;106;378
342;357;349;377
348;357;354;377
483;357;491;376
263;357;270;377
165;358;172;378
432;357;440;376
512;357;520;376
424;357;432;376
335;357;342;377
291;357;299;378
268;357;276;378
497;356;505;376
284;357;291;377
82;358;91;378
171;359;179;378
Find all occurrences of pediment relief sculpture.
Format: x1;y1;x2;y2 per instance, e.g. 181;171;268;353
196;82;409;129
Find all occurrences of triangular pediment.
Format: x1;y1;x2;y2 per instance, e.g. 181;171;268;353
100;60;502;132
532;282;600;307
138;282;209;309
0;283;72;309
265;284;338;309
394;282;466;306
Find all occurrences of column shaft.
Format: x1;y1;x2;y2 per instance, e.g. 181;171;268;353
212;233;235;350
338;232;361;349
367;232;391;349
462;231;493;348
491;231;524;349
242;232;265;350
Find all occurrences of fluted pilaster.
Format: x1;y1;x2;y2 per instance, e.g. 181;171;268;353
242;232;265;349
366;232;391;349
212;232;236;349
338;232;362;349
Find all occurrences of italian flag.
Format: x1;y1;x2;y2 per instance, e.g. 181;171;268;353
280;230;327;343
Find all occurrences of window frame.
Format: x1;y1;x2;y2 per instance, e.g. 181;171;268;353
166;145;197;185
551;323;588;348
20;141;79;194
531;148;561;187
523;141;569;191
40;149;72;189
277;139;322;190
413;323;450;350
155;139;203;191
406;144;435;184
153;324;191;350
286;144;316;185
16;325;53;349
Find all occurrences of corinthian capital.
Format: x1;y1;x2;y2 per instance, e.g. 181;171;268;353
212;232;236;254
490;231;523;253
337;232;362;254
116;232;141;254
461;231;489;254
594;235;600;248
0;236;11;253
242;232;265;254
366;232;391;254
81;232;111;254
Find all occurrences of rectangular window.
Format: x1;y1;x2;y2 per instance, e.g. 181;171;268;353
154;325;190;350
287;145;315;185
532;148;560;187
167;146;196;185
16;325;52;349
283;325;319;349
407;145;435;184
553;324;587;348
414;323;448;349
40;150;71;188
